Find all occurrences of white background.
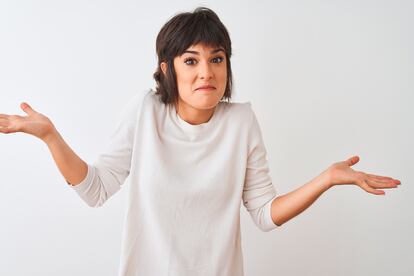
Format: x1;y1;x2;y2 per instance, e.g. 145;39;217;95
0;0;412;275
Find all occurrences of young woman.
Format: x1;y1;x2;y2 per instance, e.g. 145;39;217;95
0;7;400;276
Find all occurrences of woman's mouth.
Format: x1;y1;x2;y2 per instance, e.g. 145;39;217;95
195;85;216;93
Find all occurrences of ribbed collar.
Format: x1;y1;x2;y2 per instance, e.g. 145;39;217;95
169;102;223;135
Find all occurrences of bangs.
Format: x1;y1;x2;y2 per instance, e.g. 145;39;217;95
169;13;229;57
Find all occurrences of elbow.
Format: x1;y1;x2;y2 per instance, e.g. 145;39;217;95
78;185;109;208
259;225;275;232
85;190;109;208
246;195;283;232
257;219;283;232
86;200;105;208
271;212;284;228
272;219;283;228
82;197;104;208
75;167;111;208
248;207;281;232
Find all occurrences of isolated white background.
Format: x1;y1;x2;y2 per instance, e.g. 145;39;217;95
0;0;412;275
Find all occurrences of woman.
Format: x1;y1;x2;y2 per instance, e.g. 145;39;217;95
0;7;400;276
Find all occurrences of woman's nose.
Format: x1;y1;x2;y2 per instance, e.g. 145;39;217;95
199;61;213;80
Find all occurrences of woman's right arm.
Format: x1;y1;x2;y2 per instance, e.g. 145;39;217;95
1;93;143;207
0;102;88;186
43;129;88;186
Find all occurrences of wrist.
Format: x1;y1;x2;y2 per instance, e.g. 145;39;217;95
42;128;60;145
320;167;333;190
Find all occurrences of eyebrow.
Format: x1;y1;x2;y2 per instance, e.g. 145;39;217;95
182;48;225;55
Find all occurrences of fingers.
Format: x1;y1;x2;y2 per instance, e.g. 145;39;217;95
346;155;360;166
0;114;22;123
0;115;21;134
0;125;10;134
1;114;24;120
21;102;36;115
366;173;394;181
367;174;401;187
357;174;400;195
366;179;399;189
0;116;9;127
359;180;385;195
0;116;10;133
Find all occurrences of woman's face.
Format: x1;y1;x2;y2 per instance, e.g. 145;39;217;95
163;43;227;111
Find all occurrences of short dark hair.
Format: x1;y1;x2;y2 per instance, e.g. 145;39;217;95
153;7;233;107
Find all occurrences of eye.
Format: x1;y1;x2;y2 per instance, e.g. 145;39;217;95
211;56;224;63
184;58;197;65
183;56;225;66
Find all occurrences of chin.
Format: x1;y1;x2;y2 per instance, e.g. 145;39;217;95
180;91;224;110
193;98;221;109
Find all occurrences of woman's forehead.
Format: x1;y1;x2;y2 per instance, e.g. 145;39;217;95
183;43;225;54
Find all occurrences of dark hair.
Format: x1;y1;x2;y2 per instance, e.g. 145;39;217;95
153;7;233;107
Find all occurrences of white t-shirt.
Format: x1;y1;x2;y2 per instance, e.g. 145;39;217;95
69;89;279;276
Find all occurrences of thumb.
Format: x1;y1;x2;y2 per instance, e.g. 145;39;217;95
20;102;36;115
346;155;360;166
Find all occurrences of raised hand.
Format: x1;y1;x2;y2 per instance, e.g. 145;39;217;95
0;102;57;142
327;155;401;195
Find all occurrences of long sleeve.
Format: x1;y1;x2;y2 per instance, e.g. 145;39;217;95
69;92;145;207
242;103;279;232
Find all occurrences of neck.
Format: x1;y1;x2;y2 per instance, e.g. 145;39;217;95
175;99;216;125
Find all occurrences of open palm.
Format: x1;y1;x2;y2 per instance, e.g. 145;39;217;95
0;102;56;141
328;156;400;195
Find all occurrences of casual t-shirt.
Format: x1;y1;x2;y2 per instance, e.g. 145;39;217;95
69;89;279;276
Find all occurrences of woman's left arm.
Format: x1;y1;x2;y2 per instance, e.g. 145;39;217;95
270;155;401;226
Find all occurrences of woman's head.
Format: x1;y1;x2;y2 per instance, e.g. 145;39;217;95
153;7;233;111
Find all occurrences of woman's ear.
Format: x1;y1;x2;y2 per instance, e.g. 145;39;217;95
160;62;167;75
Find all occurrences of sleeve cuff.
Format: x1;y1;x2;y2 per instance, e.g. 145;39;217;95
264;194;280;230
67;163;95;193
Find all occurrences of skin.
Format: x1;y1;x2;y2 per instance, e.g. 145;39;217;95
0;43;401;226
270;156;401;226
161;43;227;125
0;103;55;141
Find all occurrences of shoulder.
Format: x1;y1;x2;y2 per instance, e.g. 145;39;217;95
142;88;169;110
117;89;153;123
221;100;264;141
131;88;154;107
220;100;256;123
